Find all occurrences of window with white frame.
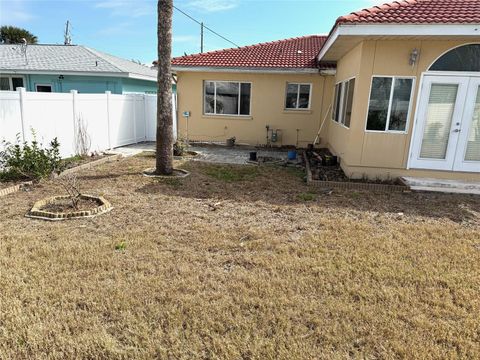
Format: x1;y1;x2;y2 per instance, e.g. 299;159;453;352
332;78;355;127
285;83;311;109
0;75;24;91
366;77;414;132
204;81;251;116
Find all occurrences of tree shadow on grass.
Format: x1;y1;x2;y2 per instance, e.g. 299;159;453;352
135;160;480;224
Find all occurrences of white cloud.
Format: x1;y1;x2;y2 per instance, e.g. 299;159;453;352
186;0;239;13
94;0;154;18
0;0;35;24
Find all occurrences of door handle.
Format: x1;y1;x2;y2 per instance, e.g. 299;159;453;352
453;129;461;133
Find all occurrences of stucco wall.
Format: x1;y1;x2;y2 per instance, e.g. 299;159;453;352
175;71;334;147
327;38;480;180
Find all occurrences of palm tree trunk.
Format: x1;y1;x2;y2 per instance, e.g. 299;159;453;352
155;0;174;175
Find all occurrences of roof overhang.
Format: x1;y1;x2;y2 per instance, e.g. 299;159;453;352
172;66;328;75
0;69;157;82
318;24;480;62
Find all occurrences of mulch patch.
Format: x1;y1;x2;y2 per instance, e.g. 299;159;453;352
39;197;99;213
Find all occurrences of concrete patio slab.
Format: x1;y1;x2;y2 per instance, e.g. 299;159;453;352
401;176;480;195
109;142;291;165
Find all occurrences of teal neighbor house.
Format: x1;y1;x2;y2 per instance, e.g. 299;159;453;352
0;44;157;94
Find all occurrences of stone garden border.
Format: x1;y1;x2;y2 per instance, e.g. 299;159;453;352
142;168;191;178
304;152;408;193
0;181;33;198
58;154;122;177
26;194;113;221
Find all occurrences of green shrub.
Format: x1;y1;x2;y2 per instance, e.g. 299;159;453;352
0;134;62;182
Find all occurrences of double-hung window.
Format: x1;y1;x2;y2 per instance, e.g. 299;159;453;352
285;83;311;109
0;75;24;91
204;81;251;116
366;76;414;132
332;78;355;127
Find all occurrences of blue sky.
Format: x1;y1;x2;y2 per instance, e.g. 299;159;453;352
0;0;383;64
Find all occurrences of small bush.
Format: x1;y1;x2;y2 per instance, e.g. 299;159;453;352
173;140;187;156
0;133;62;182
298;192;317;201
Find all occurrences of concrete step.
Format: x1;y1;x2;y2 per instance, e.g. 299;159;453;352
401;176;480;195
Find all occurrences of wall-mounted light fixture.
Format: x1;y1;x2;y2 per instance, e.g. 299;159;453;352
409;48;420;66
58;75;64;80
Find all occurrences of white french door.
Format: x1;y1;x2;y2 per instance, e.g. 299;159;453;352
409;75;480;173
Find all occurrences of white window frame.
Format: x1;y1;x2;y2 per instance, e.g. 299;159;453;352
35;83;53;92
365;75;416;134
284;82;312;110
0;75;26;91
203;80;252;117
332;76;356;129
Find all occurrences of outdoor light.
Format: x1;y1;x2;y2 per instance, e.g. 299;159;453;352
409;48;419;66
58;75;64;80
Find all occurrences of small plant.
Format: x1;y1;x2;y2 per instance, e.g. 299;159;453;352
58;173;82;210
173;139;188;156
115;241;126;251
298;191;317;201
0;132;62;182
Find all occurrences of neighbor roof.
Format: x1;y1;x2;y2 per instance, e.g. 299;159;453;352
171;35;332;71
0;44;157;80
336;0;480;25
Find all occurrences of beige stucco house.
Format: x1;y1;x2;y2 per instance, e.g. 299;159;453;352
172;0;479;181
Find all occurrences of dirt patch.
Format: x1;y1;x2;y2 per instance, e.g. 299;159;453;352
39;197;100;213
0;155;479;359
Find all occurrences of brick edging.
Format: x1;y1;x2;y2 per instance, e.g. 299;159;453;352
58;154;122;177
26;194;113;221
303;151;408;192
0;181;33;198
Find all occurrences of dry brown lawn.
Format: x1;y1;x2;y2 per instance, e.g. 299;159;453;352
1;154;479;359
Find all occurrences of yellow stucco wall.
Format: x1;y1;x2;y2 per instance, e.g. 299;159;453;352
175;71;334;147
327;38;480;180
174;38;479;180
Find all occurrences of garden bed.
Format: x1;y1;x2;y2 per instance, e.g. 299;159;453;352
26;194;112;220
304;150;407;192
61;153;108;170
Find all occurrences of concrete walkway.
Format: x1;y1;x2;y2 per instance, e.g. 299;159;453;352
108;142;292;165
401;176;480;195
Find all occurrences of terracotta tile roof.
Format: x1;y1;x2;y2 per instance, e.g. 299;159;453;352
171;35;329;70
337;0;480;25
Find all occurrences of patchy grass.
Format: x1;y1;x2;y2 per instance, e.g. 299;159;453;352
203;164;259;182
0;154;479;359
297;191;317;201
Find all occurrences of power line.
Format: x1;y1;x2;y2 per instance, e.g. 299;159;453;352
173;5;240;49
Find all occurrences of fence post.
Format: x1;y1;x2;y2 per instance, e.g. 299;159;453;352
71;90;78;153
17;87;27;142
132;94;137;143
106;91;112;149
143;94;148;140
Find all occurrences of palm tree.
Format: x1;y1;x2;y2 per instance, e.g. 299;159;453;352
0;26;38;44
155;0;174;175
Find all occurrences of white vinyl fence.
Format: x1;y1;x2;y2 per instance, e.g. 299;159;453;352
0;88;177;158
